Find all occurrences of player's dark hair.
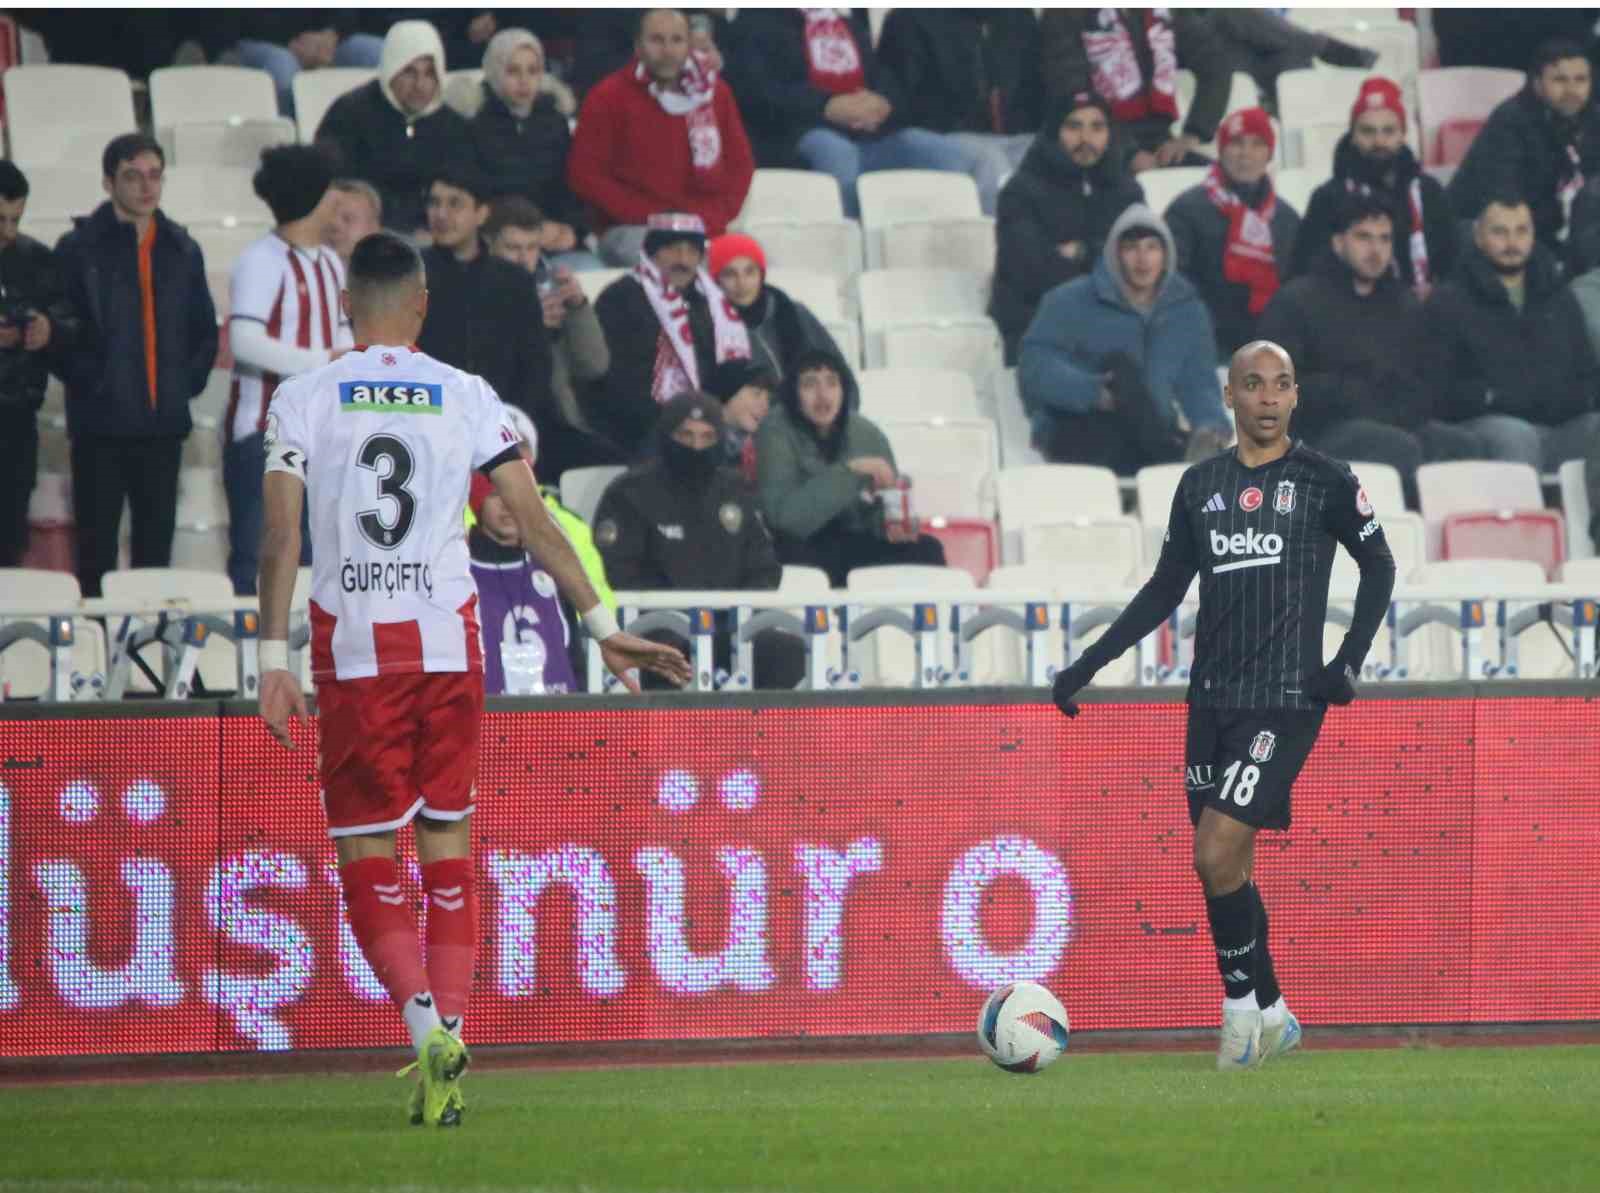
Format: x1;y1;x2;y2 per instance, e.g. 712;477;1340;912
253;144;334;226
1531;38;1588;75
1331;192;1393;235
637;8;688;40
0;160;29;202
102;133;163;180
348;232;424;291
485;195;545;242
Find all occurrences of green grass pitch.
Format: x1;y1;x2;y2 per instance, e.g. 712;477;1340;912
5;1045;1597;1193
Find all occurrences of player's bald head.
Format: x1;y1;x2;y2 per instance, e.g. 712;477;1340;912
1229;340;1295;388
346;231;425;318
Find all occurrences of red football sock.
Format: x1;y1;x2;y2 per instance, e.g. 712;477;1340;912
422;858;476;1023
340;857;429;1009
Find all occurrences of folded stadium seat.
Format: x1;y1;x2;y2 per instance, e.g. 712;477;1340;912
1441;510;1566;578
762;267;845;322
821;317;863;370
0;568;108;700
856;169;983;269
922;516;998;586
985;561;1143;686
997;463;1123;561
291;67;375;144
856;268;991;368
1134;462;1189;563
1400;558;1551;679
170;119;297;170
778;564;831;594
100;566;241;694
1294;123;1347;176
879;219;996;277
2;65;137;168
990;368;1046;470
1271;166;1324;216
559;464;627;525
148;66;293;166
1418;67;1524;167
1415;460;1543;560
857;368;982;423
739;168;847;221
1558;460;1593;560
161;167;275;229
20;166;102;221
876;416;1000;520
1342;460;1407;518
733;168;862;280
575;268;629;297
1134;166;1208;219
882;322;1004;384
844;563;979;687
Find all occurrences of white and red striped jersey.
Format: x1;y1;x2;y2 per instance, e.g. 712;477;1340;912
227;234;352;443
264;345;523;682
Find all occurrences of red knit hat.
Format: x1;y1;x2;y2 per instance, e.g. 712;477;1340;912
1350;76;1407;133
708;233;767;280
469;472;494;521
1218;107;1276;155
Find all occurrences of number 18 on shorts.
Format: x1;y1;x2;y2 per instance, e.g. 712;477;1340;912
1183;707;1326;831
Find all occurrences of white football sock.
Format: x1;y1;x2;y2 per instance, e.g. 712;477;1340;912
402;991;443;1055
1223;993;1258;1013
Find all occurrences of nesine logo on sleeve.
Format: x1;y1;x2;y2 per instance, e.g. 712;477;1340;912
338;381;444;413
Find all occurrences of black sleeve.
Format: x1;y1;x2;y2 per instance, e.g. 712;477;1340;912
478;444;522;475
1076;486;1201;674
739;493;783;591
1323;465;1397;672
1173;11;1232;143
184;241;220;398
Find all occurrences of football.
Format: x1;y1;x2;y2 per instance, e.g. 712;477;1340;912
976;981;1070;1074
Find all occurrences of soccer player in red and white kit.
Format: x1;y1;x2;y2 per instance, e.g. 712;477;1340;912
255;232;691;1126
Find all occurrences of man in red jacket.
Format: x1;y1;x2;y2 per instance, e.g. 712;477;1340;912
568;9;755;266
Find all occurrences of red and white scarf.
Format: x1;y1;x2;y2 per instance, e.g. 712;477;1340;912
1343;175;1431;295
1082;8;1178;123
636;49;724;177
1204;165;1280;315
633;251;750;404
1558;142;1585;243
802;9;865;95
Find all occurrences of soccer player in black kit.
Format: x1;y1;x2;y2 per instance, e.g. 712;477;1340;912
1052;341;1396;1070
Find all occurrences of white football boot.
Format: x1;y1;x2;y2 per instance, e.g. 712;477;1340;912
1259;1002;1302;1061
1217;1004;1263;1071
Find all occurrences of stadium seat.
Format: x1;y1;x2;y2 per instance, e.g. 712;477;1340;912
1295;123;1347;175
1558;459;1593;560
1021;518;1143;578
1135;462;1189;562
1330;508;1425;594
192;368;232;433
737;218;863;282
1272;166;1323;215
560;464;626;525
877;416;1000;520
0;569;108;701
857;169;982;268
1441;510;1566;578
857;368;982;422
1136;166;1208;217
292;67;374;143
1279;67;1419;166
20;166;101;220
1343;461;1406;518
177;467;228;529
578;268;630;300
2;64;137;167
739;168;846;222
985;561;1142;686
845;563;976;687
1415;460;1543;559
856;268;991;369
821;317;863;370
1401;558;1549;679
1289;9;1401;31
882;323;1003;383
879;218;996;277
997;463;1123;558
148;65;278;138
779;564;831;594
1417;67;1524;166
1320;22;1421;88
922;516;999;586
191;223;270;280
763;268;844;322
170;119;297;169
1558;557;1600;593
990;369;1045;470
181;427;222;470
1178;70;1264;156
161;166;274;228
101;566;240;694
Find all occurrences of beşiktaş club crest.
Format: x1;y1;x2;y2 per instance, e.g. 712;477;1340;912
1249;730;1277;763
1273;479;1296;515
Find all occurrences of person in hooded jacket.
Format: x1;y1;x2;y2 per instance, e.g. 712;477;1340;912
990;91;1145;363
1289;77;1459;292
755;346;945;587
314;19;473;234
594;391;805;688
1019;204;1231;474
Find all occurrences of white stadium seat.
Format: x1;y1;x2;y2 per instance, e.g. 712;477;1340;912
560;465;627;526
857;169;982;268
779;565;831;595
990;368;1045;471
579;268;630;300
1272;166;1323;216
1135;166;1208;218
191;224;269;282
22;218;72;252
1417;67;1524;166
881;323;1002;382
998;463;1124;559
149;65;278;135
177;467;228;529
192;368;232;433
1343;461;1406;520
1400;558;1550;679
879;218;996;277
3;65;137;167
984;561;1142;686
821;318;862;370
293;67;374;142
1415;460;1543;559
161;166;274;228
1135;462;1189;562
857;268;990;368
878;417;1000;520
845;564;977;687
737;218;863;281
20;166;102;220
857;368;982;423
739;168;845;222
1279;66;1421;166
0;569;107;701
1289;9;1401;32
1559;459;1593;560
442;69;485;118
170;119;297;169
1559;558;1600;592
763;268;844;322
101;567;239;694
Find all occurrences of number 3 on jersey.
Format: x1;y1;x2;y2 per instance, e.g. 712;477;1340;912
1218;759;1259;806
356;433;418;549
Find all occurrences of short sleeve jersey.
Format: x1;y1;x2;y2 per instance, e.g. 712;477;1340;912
227;234;352;443
264;345;522;681
1148;442;1391;710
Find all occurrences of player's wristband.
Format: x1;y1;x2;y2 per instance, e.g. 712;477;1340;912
259;640;289;673
581;604;620;641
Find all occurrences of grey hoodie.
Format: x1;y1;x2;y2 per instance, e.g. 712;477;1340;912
1101;203;1180;305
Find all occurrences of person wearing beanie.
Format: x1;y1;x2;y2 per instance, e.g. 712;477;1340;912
708;231;847;389
1289;77;1460;293
314;18;474;233
1167;107;1301;362
594;392;805;689
1019;205;1231;474
590;211;752;456
568;9;755;265
222;143;354;595
991;91;1146;362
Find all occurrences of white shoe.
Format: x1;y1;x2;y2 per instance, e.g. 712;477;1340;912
1217;1005;1263;1071
1260;1005;1302;1061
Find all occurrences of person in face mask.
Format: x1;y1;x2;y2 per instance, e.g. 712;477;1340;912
592;390;805;688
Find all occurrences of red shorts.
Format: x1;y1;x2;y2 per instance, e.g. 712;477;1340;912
315;671;484;838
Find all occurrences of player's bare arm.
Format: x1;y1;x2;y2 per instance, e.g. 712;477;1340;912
258;468;309;749
488;456;692;691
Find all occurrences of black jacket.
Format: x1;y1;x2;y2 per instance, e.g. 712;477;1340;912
417;243;553;426
1423;243;1600;426
874;9;1043;136
315;79;473;232
591;274;719;455
1447;86;1600;259
724;9;908;166
468;85;587;235
0;233;79;415
736;283;843;383
990;126;1146;354
1166;178;1301;362
593;459;781;592
1255;256;1439;441
1290;136;1459;286
54;203;217;440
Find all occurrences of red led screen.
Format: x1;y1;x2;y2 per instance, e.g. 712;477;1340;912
2;698;1597;1057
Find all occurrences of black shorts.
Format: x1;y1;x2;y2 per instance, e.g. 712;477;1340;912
1184;705;1325;831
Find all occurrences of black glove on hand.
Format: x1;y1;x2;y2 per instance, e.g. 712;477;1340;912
1052;661;1094;718
1306;659;1357;706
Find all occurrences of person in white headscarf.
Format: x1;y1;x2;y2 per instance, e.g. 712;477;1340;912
314;18;473;232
